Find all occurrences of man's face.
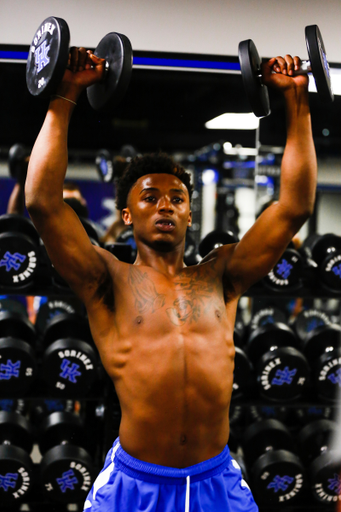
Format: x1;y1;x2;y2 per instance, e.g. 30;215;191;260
122;173;192;251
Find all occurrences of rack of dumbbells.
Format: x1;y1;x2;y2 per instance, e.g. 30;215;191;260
0;213;117;511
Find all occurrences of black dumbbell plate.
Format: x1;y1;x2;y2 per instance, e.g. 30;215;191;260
87;32;133;113
238;39;270;118
305;25;334;103
26;16;70;98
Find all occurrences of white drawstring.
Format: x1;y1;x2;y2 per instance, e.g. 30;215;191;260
185;475;190;512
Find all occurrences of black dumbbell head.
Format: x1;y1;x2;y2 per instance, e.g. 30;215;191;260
250;307;287;332
293;308;332;341
262;248;303;291
243;419;293;465
247;322;298;362
232;346;253;399
198;230;238;258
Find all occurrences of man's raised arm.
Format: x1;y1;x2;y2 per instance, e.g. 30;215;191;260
25;49;111;304
220;55;317;296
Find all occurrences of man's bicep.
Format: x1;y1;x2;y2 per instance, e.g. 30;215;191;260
31;204;109;300
224;203;302;295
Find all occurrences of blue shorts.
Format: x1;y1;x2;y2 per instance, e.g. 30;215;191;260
83;439;258;511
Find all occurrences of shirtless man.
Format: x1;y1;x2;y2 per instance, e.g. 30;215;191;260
25;48;317;511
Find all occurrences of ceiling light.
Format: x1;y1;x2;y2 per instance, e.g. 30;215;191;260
205;113;260;130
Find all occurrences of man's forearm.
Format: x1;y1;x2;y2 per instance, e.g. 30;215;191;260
279;87;317;220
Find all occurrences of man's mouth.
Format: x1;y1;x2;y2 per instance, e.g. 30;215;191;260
155;219;175;231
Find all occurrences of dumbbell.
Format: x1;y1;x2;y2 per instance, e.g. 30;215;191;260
262;247;305;292
242;419;305;505
0;296;28;317
38;411;95;503
198;230;239;258
232;346;254;399
302;323;341;402
41;313;98;397
0;398;26;414
248;404;289;424
297;419;341;504
250;306;287;332
0;411;33;503
35;296;85;334
0;310;37;397
8;144;30;185
0;214;40;290
292;308;332;342
30;398;75;426
238;25;333;118
246;322;310;401
26;16;133;114
302;234;341;292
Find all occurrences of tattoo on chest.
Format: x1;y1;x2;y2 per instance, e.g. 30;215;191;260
128;266;166;314
166;265;220;326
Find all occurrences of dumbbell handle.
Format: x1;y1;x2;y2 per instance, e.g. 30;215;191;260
257;59;312;81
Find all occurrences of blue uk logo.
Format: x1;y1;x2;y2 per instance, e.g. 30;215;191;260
0;360;21;380
267;475;294;493
271;366;297;386
0;472;18;491
332;264;341;278
56;469;78;493
60;359;81;383
35;40;51;73
0;251;26;272
276;259;293;279
328;474;341;494
328;368;341;387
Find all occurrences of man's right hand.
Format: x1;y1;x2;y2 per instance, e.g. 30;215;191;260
55;47;106;102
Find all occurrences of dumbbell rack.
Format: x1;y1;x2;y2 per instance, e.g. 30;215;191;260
1;281;340;510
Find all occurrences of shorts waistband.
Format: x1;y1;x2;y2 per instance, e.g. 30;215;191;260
112;438;231;485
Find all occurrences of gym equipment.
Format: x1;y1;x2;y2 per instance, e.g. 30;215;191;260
249;404;289;424
0;214;40;290
0;297;28;317
232;346;254;399
297;419;341;504
302;323;341;402
0;398;25;414
0;311;37;397
35;297;84;334
302;233;341;292
0;411;33;503
250;306;287;332
247;322;310;401
41;313;98;397
233;314;246;347
238;25;333;118
30;398;75;426
26;16;133;114
39;411;95;503
242;419;305;505
292;308;332;342
95;149;114;183
262;248;304;292
8;144;30;184
198;230;238;258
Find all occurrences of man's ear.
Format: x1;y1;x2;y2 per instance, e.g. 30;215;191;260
122;208;132;225
187;210;192;227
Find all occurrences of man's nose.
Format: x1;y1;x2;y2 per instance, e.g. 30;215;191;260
158;197;173;212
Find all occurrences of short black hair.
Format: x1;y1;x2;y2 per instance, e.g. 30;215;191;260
115;153;193;211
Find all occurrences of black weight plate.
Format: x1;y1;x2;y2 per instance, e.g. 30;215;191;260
294;309;331;341
0;445;33;502
0;411;33;452
243;419;292;465
43;313;92;346
0;233;38;289
39;411;86;455
0;311;36;343
319;252;341;292
198;230;238;258
247;322;298;363
315;347;341;402
40;444;94;503
232;346;253;398
310;451;341;503
0;214;40;244
238;39;270;118
26;16;70;98
252;450;305;505
303;324;341;362
249;405;289;423
257;346;309;401
116;226;137;261
0;338;37;397
42;339;97;397
263;249;303;291
308;233;341;264
250;307;287;332
297;419;337;464
0;298;28;317
87;32;133;113
36;298;83;334
295;405;334;426
305;25;334;103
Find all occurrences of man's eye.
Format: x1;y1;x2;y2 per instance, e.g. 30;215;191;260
173;197;183;203
144;196;155;202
